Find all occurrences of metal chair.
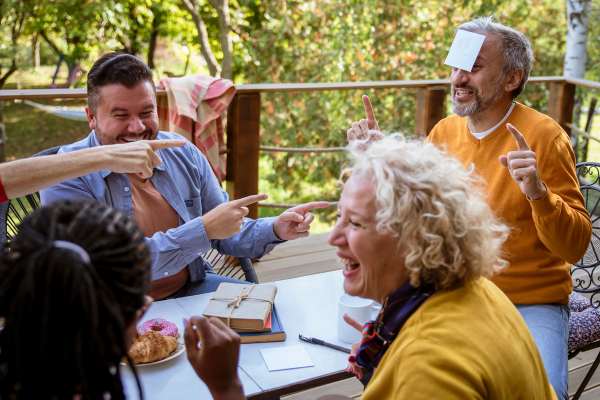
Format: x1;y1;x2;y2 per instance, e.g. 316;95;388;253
568;162;600;399
2;193;42;243
1;146;61;244
572;98;597;162
202;248;258;283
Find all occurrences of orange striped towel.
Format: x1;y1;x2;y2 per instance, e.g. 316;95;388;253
158;75;236;181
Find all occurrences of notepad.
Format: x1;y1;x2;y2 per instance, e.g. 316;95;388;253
444;29;486;72
260;345;314;371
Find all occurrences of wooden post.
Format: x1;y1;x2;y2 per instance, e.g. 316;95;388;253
226;92;261;219
547;81;576;135
414;87;447;137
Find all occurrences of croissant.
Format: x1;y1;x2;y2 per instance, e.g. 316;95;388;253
128;331;178;364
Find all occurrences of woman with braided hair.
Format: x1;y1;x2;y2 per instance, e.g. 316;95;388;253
0;200;152;399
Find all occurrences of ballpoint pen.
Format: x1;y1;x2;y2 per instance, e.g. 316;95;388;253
298;334;351;354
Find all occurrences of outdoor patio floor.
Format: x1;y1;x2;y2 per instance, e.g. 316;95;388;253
254;233;600;400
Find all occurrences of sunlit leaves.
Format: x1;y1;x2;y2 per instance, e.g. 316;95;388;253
234;0;575;216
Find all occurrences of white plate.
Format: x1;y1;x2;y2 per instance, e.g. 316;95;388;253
124;341;185;367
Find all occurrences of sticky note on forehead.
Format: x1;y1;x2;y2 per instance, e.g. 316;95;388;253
444;29;486;72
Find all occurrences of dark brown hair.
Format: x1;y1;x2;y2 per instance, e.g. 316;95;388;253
87;52;155;111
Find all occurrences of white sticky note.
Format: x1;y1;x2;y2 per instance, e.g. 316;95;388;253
260;345;314;371
444;29;486;72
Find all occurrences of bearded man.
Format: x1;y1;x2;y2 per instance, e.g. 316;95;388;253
348;17;591;399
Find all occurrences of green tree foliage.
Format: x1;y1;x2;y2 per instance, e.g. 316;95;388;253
22;0;199;86
233;0;568;212
1;0;599;216
103;0;196;70
586;1;600;81
104;0;156;56
0;0;31;88
29;0;109;86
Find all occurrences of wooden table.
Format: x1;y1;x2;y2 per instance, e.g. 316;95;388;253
122;270;353;399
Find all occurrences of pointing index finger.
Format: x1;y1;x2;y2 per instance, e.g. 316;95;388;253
343;313;363;332
362;95;379;130
229;193;268;208
145;139;187;149
506;123;530;150
290;201;333;214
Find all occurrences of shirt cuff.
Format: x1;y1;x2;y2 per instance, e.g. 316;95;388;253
163;216;211;264
188;216;212;252
148;218;211;280
262;216;286;243
255;217;285;256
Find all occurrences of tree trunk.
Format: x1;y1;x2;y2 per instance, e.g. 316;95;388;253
40;30;68;87
181;48;191;75
0;59;17;89
32;34;40;69
564;0;591;158
148;30;158;70
209;0;232;79
564;0;591;78
147;3;165;70
0;6;25;89
51;55;64;87
181;0;220;76
66;62;81;87
127;4;141;56
39;29;63;59
147;20;159;69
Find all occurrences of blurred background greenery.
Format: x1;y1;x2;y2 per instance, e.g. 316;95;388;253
1;0;599;231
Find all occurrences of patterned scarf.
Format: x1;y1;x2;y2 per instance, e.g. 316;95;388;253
354;282;435;383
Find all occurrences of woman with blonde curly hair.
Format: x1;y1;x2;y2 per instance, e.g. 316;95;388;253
181;136;557;400
329;135;556;399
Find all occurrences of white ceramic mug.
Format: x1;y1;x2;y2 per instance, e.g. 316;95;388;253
337;294;380;344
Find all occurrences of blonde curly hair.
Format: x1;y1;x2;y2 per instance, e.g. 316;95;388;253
347;135;509;290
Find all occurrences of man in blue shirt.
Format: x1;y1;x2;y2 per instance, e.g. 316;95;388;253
41;53;329;299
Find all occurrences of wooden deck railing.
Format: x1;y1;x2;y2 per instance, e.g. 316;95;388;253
0;76;598;218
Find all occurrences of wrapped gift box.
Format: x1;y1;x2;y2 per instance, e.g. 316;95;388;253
203;282;277;331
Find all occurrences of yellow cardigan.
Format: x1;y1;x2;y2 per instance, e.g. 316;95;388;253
428;103;590;304
363;278;556;400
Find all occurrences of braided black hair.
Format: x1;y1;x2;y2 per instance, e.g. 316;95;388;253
0;200;151;399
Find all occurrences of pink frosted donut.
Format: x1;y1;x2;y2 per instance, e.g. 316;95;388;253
138;318;179;337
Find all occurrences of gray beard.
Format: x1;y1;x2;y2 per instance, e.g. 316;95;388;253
451;75;506;117
451;87;504;117
452;99;481;116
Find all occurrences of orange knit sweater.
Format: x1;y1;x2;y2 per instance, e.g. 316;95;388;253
428;103;591;304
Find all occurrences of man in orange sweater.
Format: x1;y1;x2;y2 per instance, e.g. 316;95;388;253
348;17;591;399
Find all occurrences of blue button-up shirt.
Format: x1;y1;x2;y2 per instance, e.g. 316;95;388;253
41;131;281;282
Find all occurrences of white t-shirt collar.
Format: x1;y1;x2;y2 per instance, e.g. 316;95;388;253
470;102;516;140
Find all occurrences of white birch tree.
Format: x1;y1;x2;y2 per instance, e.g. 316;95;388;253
564;0;591;78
